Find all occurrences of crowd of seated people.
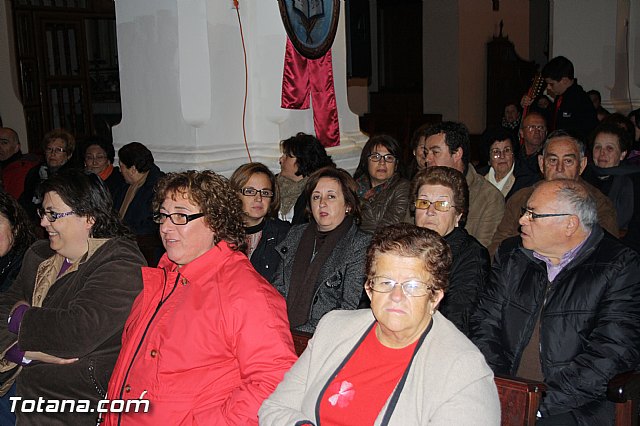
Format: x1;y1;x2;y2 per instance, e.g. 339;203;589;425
0;54;638;424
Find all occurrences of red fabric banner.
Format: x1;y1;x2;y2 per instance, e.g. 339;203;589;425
281;38;340;147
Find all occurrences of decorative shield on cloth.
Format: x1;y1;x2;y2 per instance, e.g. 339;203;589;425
278;0;340;59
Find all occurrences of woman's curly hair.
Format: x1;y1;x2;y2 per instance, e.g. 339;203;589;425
365;223;452;301
153;170;247;253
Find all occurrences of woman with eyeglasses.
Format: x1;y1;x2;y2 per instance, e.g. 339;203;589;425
81;136;126;198
19;128;76;224
113;142;165;266
103;170;297;426
230;163;290;281
412;166;489;336
353;135;410;234
272;167;371;334
0;169;145;425
483;129;516;197
260;223;500;425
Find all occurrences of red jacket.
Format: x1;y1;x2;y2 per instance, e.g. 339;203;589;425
1;155;37;199
103;242;297;425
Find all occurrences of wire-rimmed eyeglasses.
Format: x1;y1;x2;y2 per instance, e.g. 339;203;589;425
414;199;455;212
368;153;396;163
367;276;433;297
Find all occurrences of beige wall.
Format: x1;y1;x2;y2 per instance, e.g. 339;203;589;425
0;0;27;148
424;0;530;133
459;0;530;132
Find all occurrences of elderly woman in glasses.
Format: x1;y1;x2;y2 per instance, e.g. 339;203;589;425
353;135;410;234
103;170;296;426
483;128;516;197
20;128;76;223
0;169;145;425
412;166;489;336
272;167;371;333
230;163;290;281
260;223;500;425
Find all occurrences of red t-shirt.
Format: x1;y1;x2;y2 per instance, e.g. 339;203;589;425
318;325;419;425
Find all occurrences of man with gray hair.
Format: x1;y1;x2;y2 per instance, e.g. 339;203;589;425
472;179;640;425
488;129;618;257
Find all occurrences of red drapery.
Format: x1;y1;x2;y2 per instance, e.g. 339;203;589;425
281;38;340;147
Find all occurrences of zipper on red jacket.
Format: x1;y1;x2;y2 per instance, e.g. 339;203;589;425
115;269;181;426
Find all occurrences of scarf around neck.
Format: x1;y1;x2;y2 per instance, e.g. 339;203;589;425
287;215;353;328
278;175;307;216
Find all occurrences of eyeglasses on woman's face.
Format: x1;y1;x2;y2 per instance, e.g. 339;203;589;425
37;208;75;222
45;147;66;155
153;212;205;225
491;147;514;158
367;276;432;297
240;187;274;198
368;153;396;163
414;199;455;212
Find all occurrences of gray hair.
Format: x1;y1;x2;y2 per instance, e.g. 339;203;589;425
543;130;586;159
554;180;597;232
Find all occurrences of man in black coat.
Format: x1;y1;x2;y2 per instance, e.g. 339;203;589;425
540;56;598;140
472;179;640;426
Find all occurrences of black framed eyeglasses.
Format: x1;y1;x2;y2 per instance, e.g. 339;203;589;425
368;153;396;163
37;208;75;222
153;212;205;225
414;199;455;212
520;207;572;221
368;277;433;297
240;187;274;198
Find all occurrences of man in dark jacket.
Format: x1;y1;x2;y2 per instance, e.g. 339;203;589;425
541;56;598;140
472;179;640;426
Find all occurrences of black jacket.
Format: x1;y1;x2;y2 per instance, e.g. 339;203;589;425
507;149;542;199
249;218;290;282
471;226;640;425
440;227;490;336
551;82;598;140
113;164;164;237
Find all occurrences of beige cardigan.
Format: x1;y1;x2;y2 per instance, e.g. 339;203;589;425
259;310;500;425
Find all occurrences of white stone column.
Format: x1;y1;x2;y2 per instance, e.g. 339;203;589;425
112;0;366;175
550;0;640;113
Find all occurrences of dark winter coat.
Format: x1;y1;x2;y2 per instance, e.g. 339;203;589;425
472;226;640;425
440;227;490;336
0;238;145;425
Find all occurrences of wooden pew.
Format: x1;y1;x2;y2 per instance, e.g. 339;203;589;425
494;375;544;426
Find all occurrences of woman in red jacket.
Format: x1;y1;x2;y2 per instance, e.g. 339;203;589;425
103;170;297;425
